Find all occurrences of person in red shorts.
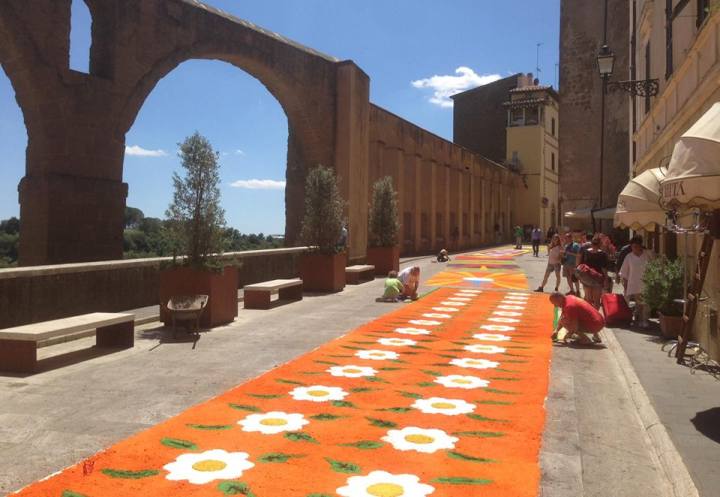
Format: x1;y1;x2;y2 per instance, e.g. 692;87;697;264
549;292;604;345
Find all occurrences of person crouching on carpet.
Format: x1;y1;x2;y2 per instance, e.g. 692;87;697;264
549;292;604;345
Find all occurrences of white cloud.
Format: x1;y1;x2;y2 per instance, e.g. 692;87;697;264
125;145;168;157
235;149;246;156
411;67;502;108
230;179;286;190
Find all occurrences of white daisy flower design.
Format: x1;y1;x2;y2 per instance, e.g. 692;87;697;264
497;305;525;311
377;337;417;347
432;306;459;312
422;313;451;319
473;333;512;342
480;324;516;332
435;374;490;389
408;319;442;326
439;301;466;307
450;357;499;369
394;327;432;336
493;311;522;317
290;385;349;402
356;349;400;361
464;344;507;354
382;426;458;453
238;411;309;435
337;471;435;497
327;365;378;378
487;317;520;323
412;397;476;416
447;297;471;302
164;449;254;485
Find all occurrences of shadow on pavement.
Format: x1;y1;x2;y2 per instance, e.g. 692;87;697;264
691;407;720;445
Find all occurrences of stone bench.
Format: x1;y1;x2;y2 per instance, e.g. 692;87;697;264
345;264;376;285
243;278;303;310
0;312;135;373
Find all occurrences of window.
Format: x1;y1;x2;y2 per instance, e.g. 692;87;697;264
510;107;524;127
698;0;710;27
525;107;539;125
551;152;556;171
69;0;92;73
551;117;556;136
644;42;651;114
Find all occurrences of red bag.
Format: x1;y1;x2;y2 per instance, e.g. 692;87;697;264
574;263;603;287
601;293;632;325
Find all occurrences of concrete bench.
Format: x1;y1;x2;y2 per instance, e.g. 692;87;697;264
0;312;135;373
345;264;376;285
244;278;303;310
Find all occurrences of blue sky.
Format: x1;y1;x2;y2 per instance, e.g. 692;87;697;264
0;0;559;234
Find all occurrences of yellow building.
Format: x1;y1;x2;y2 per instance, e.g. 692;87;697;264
505;76;560;233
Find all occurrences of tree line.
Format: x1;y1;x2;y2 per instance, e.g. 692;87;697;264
0;208;283;267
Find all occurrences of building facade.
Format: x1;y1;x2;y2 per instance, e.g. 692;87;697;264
559;0;630;229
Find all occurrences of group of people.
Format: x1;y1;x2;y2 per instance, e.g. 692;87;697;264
381;266;421;302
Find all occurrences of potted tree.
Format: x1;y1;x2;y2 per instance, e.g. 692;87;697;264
298;165;347;292
367;176;400;275
642;256;684;339
159;132;239;329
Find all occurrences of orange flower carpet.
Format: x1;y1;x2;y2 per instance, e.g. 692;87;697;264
12;269;553;497
427;247;529;290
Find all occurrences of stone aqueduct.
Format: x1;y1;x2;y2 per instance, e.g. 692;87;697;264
0;0;518;266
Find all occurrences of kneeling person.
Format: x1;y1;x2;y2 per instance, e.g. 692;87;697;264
382;271;404;302
549;292;604;344
398;265;421;301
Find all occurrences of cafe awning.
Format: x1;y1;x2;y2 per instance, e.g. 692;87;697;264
660;102;720;210
564;207;616;221
614;167;667;231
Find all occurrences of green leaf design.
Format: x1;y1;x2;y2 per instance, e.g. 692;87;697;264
448;451;495;463
397;391;422;399
301;371;324;375
431;362;453;366
275;379;306;386
378;367;403;371
246;393;284;399
366;417;398;428
408;344;429;349
417;382;435;387
378;407;413;413
477;400;513;405
160;437;198;450
365;376;387;383
504;359;529;364
350;387;377;393
62;491;88;497
331;400;357;408
495;368;520;374
325;457;361;474
451;341;469;345
422;370;442;376
310;413;345;421
307;494;335;497
340;440;385;450
341;345;364;350
436;355;457;360
100;469;159;479
351;341;375;345
258;452;307;463
433;477;492;485
466;414;507;423
229;403;262;412
284;431;319;444
186;423;234;431
485;388;519;395
218;481;256;496
452;431;504;438
489;377;520;382
314;360;339;366
327;354;353;358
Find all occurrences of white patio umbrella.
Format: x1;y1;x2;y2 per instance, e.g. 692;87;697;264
660;102;720;210
614;167;668;231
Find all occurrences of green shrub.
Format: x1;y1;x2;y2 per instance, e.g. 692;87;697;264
368;177;400;248
300;165;346;254
642;256;684;316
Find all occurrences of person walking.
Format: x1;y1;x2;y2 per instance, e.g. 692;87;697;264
531;226;543;257
619;238;653;328
576;235;609;308
562;232;582;295
535;234;563;293
513;225;524;249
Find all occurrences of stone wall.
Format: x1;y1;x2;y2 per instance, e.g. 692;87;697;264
559;0;630;228
0;248;305;329
369;104;519;255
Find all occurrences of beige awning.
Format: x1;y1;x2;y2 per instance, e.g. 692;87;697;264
564;207;616;221
660;102;720;210
614;167;668;231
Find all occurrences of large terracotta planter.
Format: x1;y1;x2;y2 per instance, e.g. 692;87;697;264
299;252;346;292
159;265;238;328
658;312;683;339
367;246;400;276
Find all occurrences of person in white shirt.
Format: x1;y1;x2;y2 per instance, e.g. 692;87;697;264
398;266;421;300
619;239;653;327
535;234;563;293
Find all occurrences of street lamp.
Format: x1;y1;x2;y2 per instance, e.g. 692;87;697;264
595;44;615;231
597;44;615;78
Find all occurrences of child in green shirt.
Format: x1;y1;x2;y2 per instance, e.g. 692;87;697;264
382;270;404;302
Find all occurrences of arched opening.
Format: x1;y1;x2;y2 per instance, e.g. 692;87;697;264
69;0;92;73
0;68;26;267
122;59;288;258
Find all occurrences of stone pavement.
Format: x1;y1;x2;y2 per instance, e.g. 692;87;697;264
0;247;687;496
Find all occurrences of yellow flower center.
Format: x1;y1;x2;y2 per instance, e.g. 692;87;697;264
431;402;456;409
404;434;435;444
191;459;227;472
344;368;362;374
260;418;289;426
370;353;384;357
307;390;330;397
468;360;482;365
367;483;405;497
452;379;472;384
